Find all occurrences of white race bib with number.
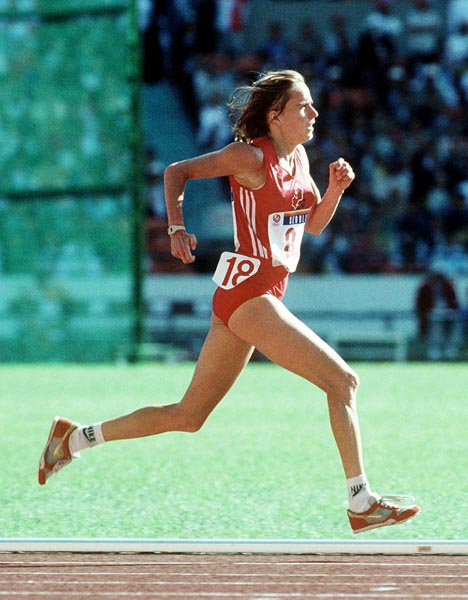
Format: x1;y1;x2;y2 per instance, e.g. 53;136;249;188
212;252;261;290
268;209;308;272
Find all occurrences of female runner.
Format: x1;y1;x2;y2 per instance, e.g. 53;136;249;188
39;70;420;533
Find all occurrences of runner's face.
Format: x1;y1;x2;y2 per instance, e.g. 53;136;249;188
274;83;318;143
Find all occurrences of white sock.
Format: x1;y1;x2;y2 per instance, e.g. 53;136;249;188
347;474;374;513
69;423;105;454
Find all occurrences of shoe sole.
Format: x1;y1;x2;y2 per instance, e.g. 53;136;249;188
38;416;67;486
352;509;420;534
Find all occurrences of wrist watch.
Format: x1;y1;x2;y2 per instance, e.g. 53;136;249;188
167;225;186;235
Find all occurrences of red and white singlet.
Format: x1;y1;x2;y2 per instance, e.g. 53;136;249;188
212;136;317;326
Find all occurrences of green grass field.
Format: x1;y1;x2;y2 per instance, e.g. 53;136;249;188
1;362;467;540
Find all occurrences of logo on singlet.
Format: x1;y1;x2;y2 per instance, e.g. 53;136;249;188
291;187;305;210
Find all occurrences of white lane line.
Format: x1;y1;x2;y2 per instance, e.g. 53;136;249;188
0;593;305;598
1;569;466;576
316;596;468;599
0;580;465;587
0;593;467;599
1;539;466;556
1;562;466;568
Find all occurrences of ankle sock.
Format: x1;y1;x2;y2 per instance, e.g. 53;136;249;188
347;474;374;513
69;423;105;454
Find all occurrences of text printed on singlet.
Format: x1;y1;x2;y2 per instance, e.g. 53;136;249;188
268;209;309;272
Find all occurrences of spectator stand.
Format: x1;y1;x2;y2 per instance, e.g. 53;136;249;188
136;0;468;363
143;0;468;278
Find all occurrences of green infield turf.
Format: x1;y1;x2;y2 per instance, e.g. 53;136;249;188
1;362;467;540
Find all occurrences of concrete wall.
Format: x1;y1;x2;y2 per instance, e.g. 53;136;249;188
145;273;468;338
145;273;468;311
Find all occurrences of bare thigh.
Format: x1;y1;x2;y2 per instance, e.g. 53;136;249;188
101;314;254;440
177;313;255;427
228;295;355;395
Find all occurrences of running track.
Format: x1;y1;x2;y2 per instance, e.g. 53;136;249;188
1;553;467;599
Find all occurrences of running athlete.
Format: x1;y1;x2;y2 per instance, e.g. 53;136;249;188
38;70;420;533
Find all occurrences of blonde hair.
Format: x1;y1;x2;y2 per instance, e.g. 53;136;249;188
229;70;305;143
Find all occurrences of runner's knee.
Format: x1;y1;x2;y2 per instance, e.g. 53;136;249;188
328;367;360;401
172;404;207;433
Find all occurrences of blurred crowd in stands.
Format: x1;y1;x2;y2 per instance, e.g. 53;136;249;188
141;0;468;276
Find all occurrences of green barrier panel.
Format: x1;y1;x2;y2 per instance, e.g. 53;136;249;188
0;2;144;362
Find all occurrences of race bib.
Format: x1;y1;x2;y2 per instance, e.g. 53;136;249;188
212;252;260;290
268;209;308;272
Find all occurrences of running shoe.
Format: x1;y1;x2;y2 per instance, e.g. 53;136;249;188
347;494;420;533
38;416;80;485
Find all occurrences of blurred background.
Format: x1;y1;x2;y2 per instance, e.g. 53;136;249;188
1;0;467;363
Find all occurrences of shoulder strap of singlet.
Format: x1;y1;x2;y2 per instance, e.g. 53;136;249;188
252;136;277;165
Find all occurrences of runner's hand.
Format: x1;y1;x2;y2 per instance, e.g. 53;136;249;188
328;158;355;192
170;230;197;264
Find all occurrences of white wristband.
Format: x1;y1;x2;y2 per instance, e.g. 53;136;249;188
167;225;186;235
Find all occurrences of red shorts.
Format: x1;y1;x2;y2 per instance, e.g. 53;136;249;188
212;263;289;327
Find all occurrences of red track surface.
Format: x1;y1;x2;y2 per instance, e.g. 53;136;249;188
1;552;467;599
